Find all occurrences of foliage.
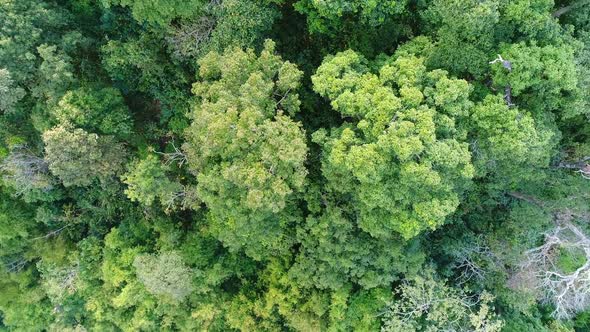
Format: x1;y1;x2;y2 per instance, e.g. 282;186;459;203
0;0;589;330
52;87;133;138
294;0;408;35
121;154;185;210
101;0;207;25
312;49;474;239
183;40;307;260
0;68;24;114
43;125;126;187
133;251;193;302
291;204;424;289
381;270;504;331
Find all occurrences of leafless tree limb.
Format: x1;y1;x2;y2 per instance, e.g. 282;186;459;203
155;140;188;167
0;145;54;196
167;16;216;59
556;157;590;180
520;222;590;319
454;237;499;285
5;258;27;273
30;225;70;241
552;0;590;17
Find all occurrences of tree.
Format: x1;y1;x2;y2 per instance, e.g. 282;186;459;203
421;0;565;78
420;0;500;78
519;222;590;319
133;251;193;302
294;0;408;35
167;0;280;61
507;185;590;321
183;40;307;259
121;154;189;211
1;145;57;201
0;0;71;86
381;270;504;332
0;69;25;114
490;41;581;118
32;44;75;106
101;0;207;26
101;31;191;114
43;125;126;187
52;87;133;139
469;94;555;185
311;49;474;239
290;204;424;290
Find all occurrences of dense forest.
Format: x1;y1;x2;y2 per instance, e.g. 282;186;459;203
0;0;589;330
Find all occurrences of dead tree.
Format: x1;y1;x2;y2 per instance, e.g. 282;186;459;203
552;0;590;18
155;140;188;167
557;157;590;180
521;222;590;319
453;236;499;285
489;54;515;107
167;16;216;59
0;146;54;196
489;54;512;72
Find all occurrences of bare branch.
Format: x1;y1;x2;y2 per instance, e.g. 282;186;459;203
0;145;54;196
553;1;589;18
556;157;590;180
508;192;546;207
167;16;216;59
155;140;188;167
519;222;590;319
30;225;70;241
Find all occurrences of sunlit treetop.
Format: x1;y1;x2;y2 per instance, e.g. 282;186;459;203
183;40;308;259
312;49;475;239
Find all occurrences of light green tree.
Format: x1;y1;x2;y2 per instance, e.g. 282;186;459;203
0;69;25;114
312;49;474;239
121;155;189;211
133;251;193;302
43;125;126;187
381;270;504;332
52;87;133;139
183;40;308;259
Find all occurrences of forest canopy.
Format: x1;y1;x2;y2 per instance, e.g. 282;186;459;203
0;0;589;331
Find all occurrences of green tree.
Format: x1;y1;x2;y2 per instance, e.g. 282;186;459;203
167;0;280;61
0;0;71;86
421;0;564;78
101;0;207;25
183;40;307;259
101;31;191;114
290;204;424;290
43;125;126;187
0;68;25;114
121;154;187;210
312;49;474;239
294;0;408;35
381;270;504;331
491;41;581;118
469;94;555;185
133;251;193;302
32;44;75;106
52;87;133;139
